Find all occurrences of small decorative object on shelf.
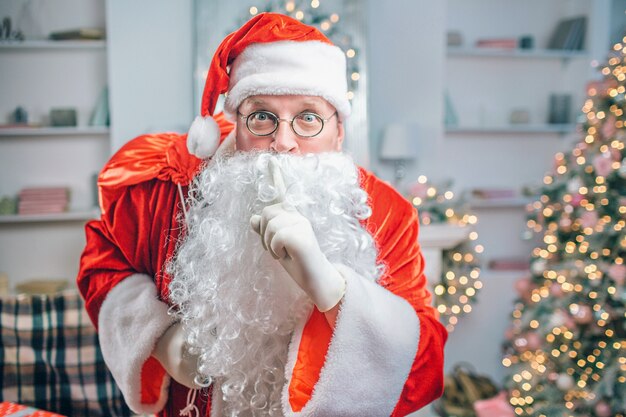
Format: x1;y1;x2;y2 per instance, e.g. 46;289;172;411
49;108;77;127
0;196;17;215
48;27;105;41
519;35;534;50
90;87;110;126
17;187;69;215
488;258;530;271
0;17;24;42
471;188;517;200
509;108;530;125
475;37;517;50
547;16;586;51
15;279;69;296
547;93;572;124
445;90;459;127
11;106;28;124
447;30;463;47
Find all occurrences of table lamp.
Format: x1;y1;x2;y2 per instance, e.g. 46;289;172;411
379;123;418;186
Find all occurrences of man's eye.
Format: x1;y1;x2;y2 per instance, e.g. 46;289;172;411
301;113;317;123
253;112;271;121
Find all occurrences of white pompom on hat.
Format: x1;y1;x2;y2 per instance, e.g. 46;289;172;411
187;12;350;159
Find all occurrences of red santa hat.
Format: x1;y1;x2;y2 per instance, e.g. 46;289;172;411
187;12;350;159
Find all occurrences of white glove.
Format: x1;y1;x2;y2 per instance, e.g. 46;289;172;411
250;157;346;312
152;322;202;389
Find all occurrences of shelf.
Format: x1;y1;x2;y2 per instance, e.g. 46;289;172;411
481;268;529;277
445;124;576;134
0;209;100;224
467;197;534;209
419;223;470;250
447;46;589;60
0;126;109;137
0;40;106;50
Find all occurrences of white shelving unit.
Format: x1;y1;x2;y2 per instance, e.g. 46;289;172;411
467;196;534;209
447;46;590;60
0;126;110;136
0;0;109;288
445;124;577;134
0;40;106;50
0;209;100;224
442;0;599;271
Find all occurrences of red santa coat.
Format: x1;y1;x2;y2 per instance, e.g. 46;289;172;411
77;132;447;417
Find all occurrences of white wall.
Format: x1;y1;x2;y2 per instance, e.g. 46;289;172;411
366;1;446;184
106;0;194;152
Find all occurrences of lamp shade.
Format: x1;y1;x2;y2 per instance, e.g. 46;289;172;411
379;123;418;161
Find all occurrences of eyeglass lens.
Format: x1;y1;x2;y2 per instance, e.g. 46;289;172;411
246;111;324;137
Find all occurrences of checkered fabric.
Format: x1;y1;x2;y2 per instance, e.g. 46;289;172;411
0;290;131;417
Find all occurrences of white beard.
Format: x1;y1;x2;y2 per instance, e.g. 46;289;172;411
167;151;382;416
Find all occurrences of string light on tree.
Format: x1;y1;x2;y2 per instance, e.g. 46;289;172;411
408;176;483;332
502;39;626;417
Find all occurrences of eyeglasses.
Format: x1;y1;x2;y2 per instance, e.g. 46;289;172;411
237;110;338;138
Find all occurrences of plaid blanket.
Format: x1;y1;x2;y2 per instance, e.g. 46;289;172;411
0;290;131;417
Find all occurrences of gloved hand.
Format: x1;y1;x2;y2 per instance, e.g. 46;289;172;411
152;322;202;389
250;157;346;312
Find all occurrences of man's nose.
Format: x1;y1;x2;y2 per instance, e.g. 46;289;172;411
271;121;299;153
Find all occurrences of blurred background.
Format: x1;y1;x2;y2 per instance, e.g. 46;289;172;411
0;1;624;416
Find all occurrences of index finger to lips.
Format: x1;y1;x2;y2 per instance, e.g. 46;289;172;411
268;156;287;204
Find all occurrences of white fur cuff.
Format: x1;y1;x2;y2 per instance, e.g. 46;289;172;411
98;273;176;414
283;264;420;416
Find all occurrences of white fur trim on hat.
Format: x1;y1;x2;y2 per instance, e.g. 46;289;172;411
224;40;350;121
187;115;221;158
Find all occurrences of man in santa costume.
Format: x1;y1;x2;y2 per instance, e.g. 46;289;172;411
77;12;447;417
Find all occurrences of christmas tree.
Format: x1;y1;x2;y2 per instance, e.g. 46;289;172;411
502;42;626;416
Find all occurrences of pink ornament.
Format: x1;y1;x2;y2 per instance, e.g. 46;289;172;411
608;263;626;286
504;327;515;341
550;284;564;298
610;147;622;161
550;309;575;328
601;115;617;139
580;210;598;228
513;336;529;352
474;391;515;417
559;217;572;229
594;400;612;417
409;182;429;199
526;332;542;350
570;193;584;207
556;373;574;390
514;276;535;301
593;154;613;177
571;304;593;325
564;314;576;329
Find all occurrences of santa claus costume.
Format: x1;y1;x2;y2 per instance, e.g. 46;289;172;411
77;12;447;417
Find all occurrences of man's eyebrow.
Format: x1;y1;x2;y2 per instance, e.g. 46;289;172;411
245;98;267;106
298;98;325;108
